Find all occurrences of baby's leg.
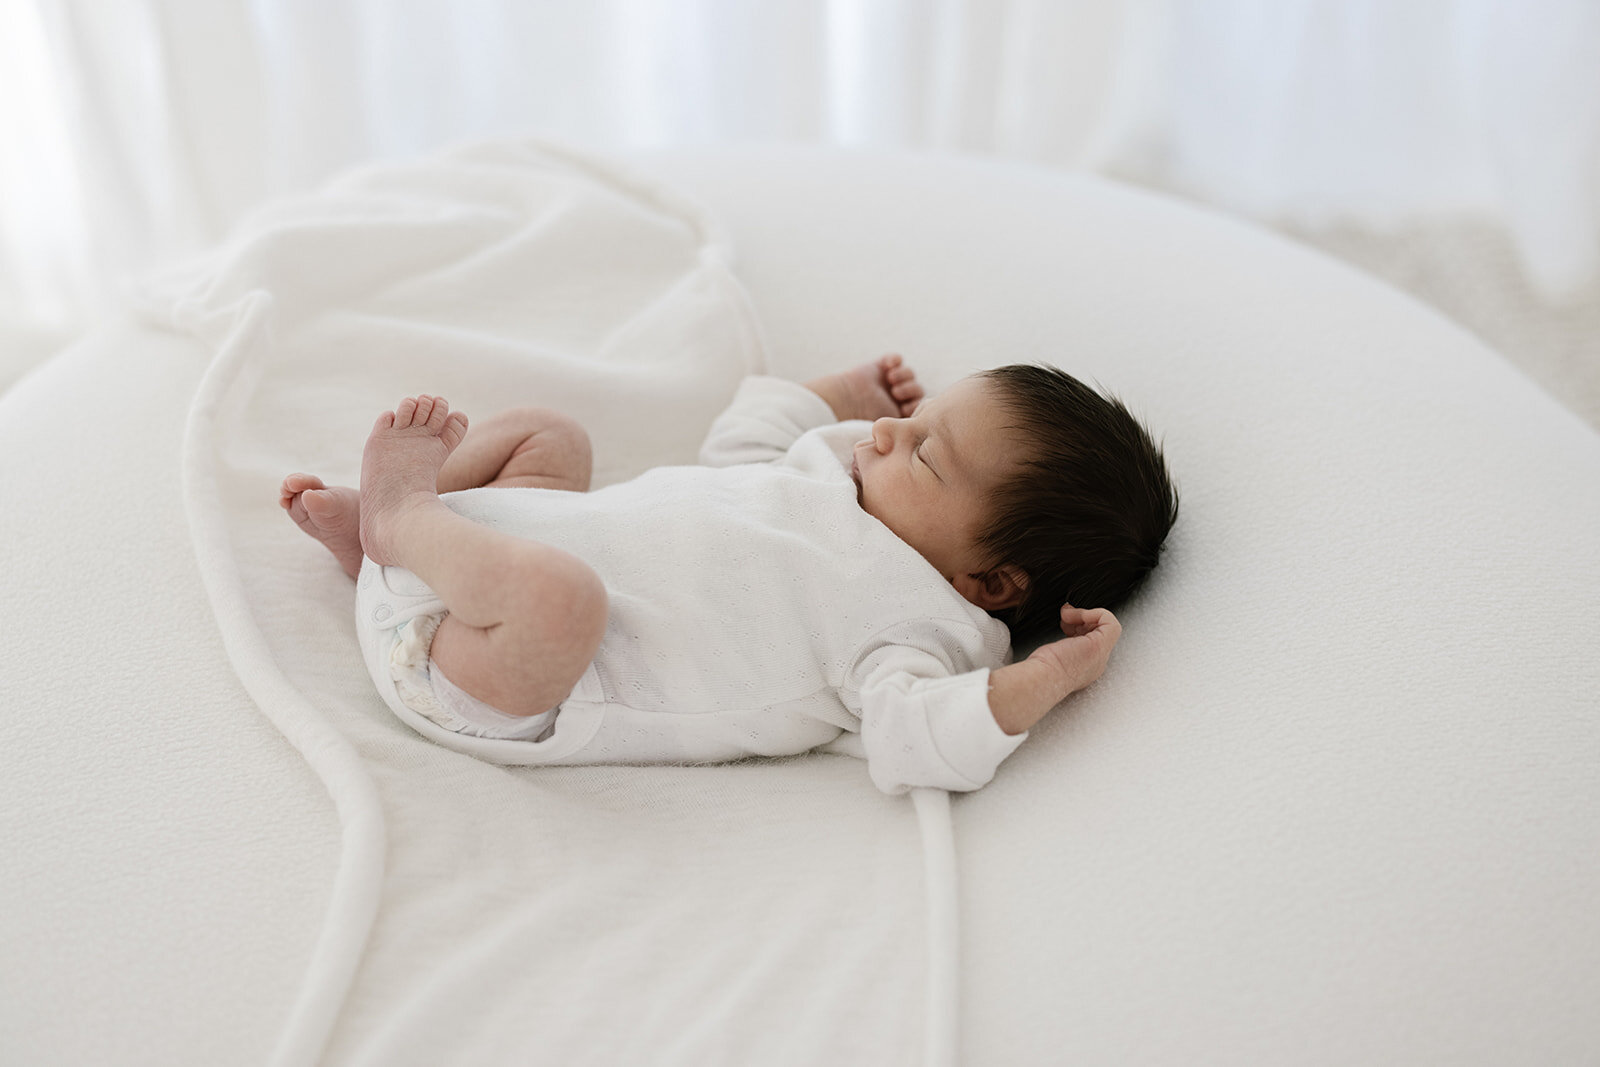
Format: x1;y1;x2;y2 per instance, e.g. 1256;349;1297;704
438;407;592;493
280;475;363;579
282;406;592;581
361;395;606;718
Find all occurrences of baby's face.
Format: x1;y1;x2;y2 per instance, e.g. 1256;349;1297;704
850;375;1020;589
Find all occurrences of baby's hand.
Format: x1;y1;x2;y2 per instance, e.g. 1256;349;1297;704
1027;605;1122;695
986;605;1123;736
805;354;925;422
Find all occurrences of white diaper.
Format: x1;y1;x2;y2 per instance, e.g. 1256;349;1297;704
388;612;558;742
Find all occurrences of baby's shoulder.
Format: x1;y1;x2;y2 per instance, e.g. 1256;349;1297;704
834;610;1013;686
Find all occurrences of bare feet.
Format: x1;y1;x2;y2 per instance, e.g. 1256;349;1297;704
359;395;469;566
280;473;364;580
805;354;925;422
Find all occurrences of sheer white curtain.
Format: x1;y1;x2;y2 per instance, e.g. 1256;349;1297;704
2;0;1596;364
1093;0;1600;300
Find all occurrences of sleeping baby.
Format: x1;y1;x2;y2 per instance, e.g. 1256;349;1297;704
279;356;1177;793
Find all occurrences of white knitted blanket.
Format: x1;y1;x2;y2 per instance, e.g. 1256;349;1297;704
137;141;953;1066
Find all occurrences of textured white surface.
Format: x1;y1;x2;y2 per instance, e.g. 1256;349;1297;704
0;324;341;1063
3;142;1597;1065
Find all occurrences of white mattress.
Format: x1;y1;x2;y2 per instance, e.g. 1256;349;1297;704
2;142;1596;1066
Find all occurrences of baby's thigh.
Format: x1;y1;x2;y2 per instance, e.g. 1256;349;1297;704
427;556;606;718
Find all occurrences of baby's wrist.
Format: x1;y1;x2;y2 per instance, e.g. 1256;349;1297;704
989;657;1073;735
801;373;851;421
1027;645;1084;700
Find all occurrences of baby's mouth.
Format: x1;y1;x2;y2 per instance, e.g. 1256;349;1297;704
850;456;864;505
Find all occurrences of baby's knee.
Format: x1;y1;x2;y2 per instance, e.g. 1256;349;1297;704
503;407;593;491
513;546;608;654
501;406;587;442
555;553;608;645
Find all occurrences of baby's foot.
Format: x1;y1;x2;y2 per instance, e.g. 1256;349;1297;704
280;474;364;580
359;394;469;566
812;354;925;421
858;354;924;417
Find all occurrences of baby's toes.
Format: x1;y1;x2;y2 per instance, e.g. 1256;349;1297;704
440;411;469;451
405;395;440;427
411;394;439;427
393;397;418;428
280;472;324;507
422;395;451;431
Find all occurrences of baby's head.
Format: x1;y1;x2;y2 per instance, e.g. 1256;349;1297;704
975;364;1178;638
851;363;1178;640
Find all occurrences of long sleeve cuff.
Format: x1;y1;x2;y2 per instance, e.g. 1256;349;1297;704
698;376;839;466
863;667;1028;795
922;668;1028;786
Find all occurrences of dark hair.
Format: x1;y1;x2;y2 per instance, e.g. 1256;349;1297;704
978;364;1179;640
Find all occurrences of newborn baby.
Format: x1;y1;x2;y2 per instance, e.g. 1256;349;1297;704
281;356;1177;793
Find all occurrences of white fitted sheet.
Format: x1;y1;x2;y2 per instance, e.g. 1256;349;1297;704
2;142;1597;1066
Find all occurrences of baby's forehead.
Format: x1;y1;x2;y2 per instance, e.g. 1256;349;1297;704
931;376;1031;480
932;373;997;411
938;374;1023;430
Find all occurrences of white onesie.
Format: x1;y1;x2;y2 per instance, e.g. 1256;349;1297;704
355;376;1028;794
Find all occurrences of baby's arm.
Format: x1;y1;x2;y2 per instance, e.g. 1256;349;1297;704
804;354;924;422
698;377;838;466
847;607;1119;794
986;606;1121;735
699;354;925;467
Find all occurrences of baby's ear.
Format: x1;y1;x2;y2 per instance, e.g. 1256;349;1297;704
959;565;1028;611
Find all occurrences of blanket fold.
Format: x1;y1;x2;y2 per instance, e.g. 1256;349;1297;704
141;139;942;1067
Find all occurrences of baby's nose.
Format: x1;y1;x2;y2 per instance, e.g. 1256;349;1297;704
871;416;897;452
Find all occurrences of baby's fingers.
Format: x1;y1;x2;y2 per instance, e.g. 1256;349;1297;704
882;357;924;414
1059;605;1121;643
1031;606;1121;689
